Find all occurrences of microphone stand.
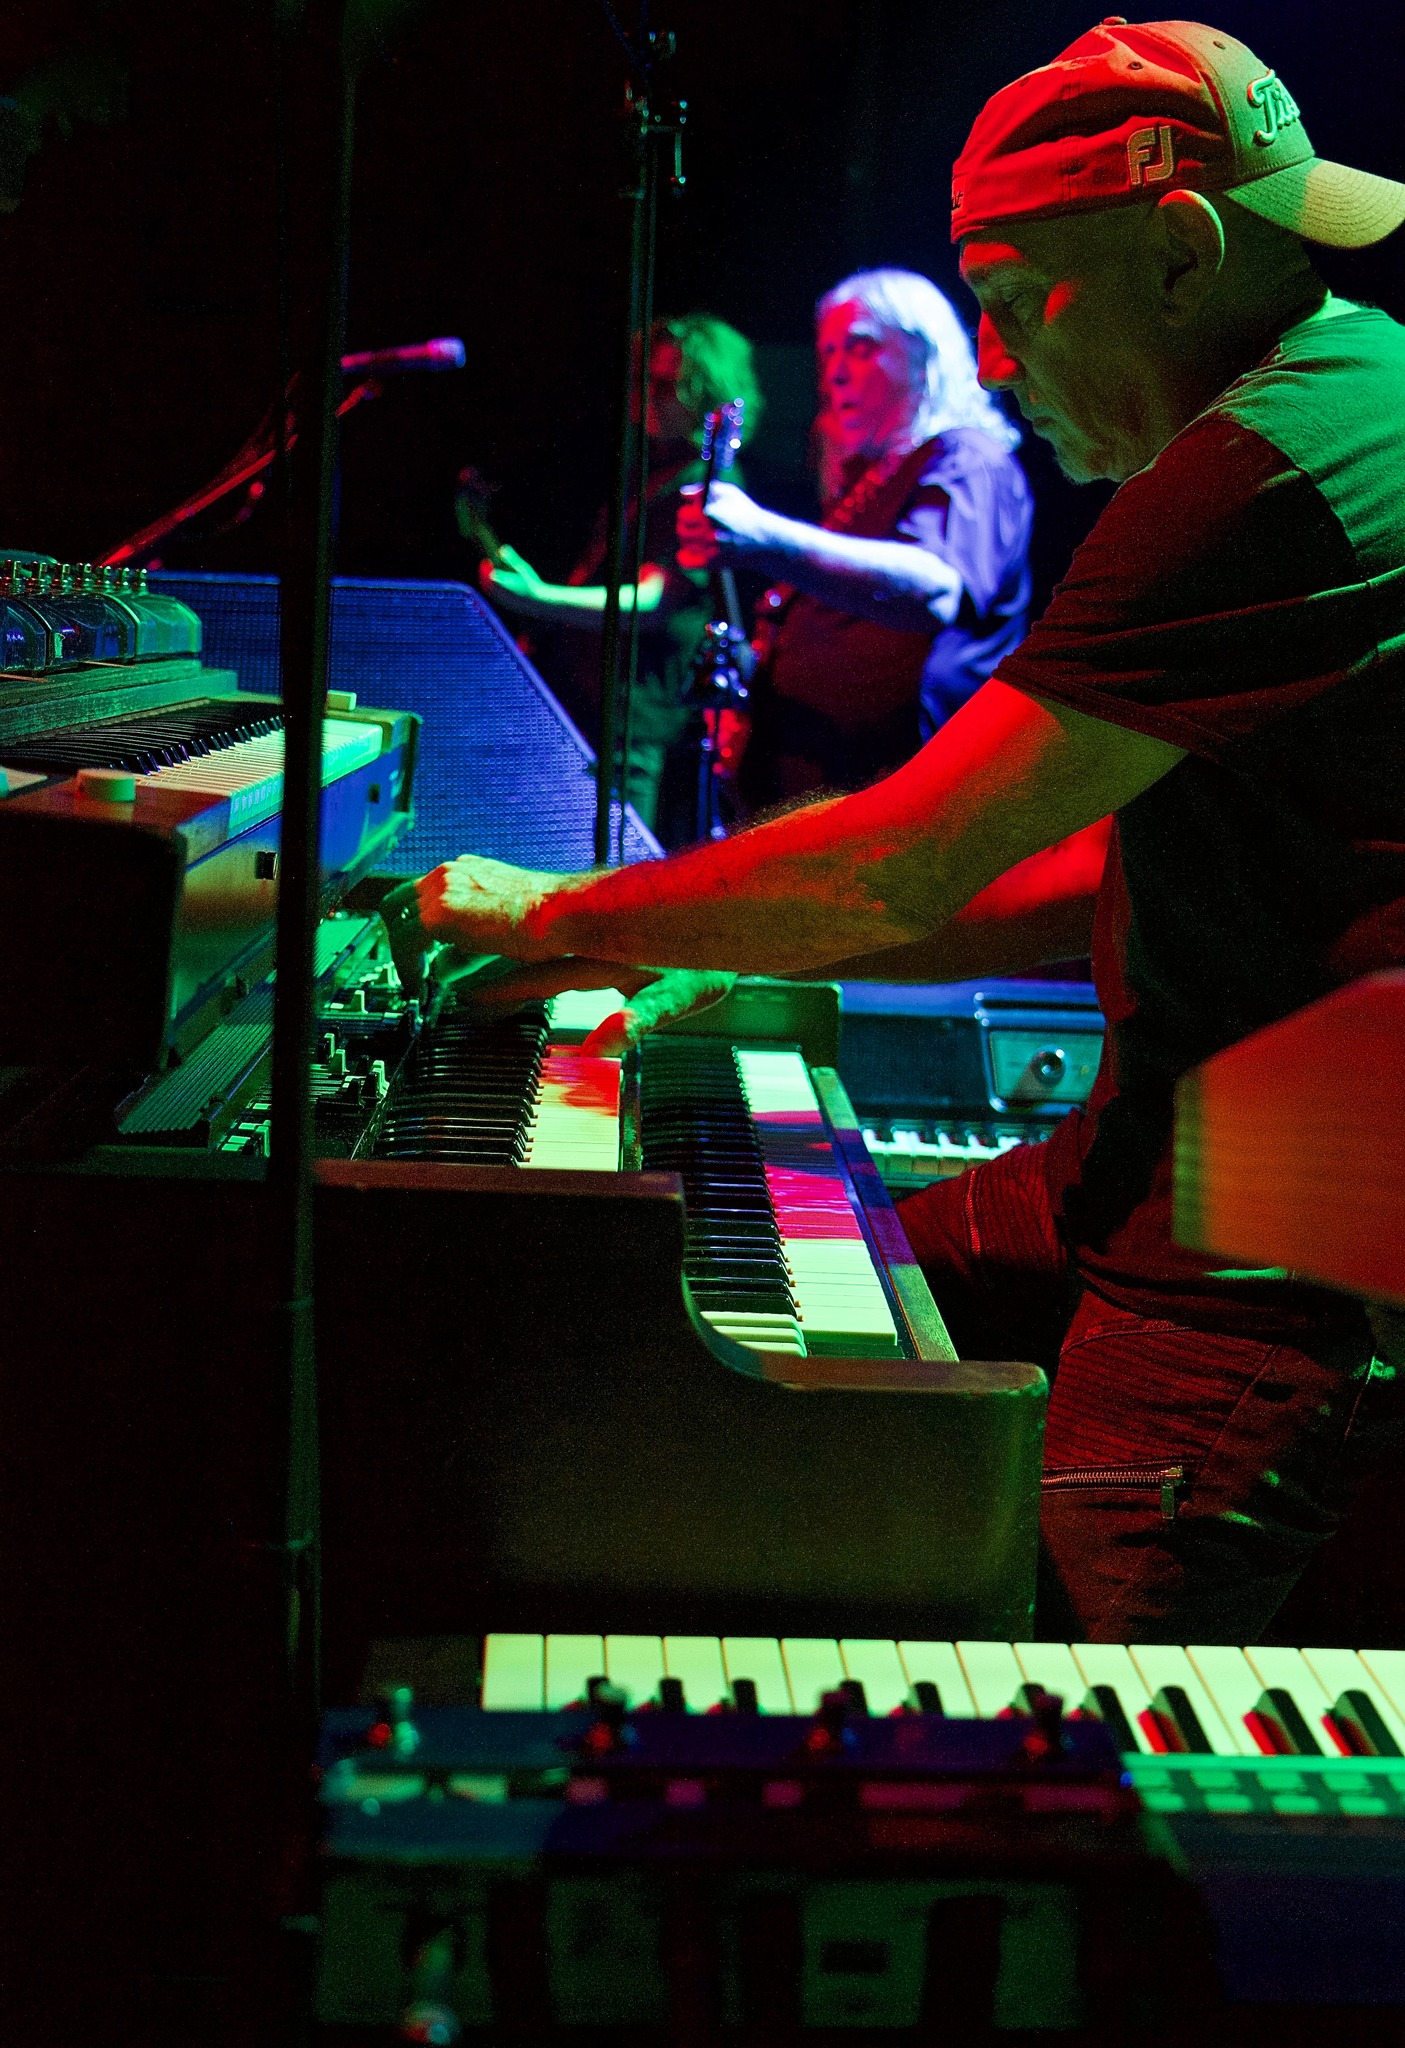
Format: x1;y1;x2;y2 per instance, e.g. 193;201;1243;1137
101;344;461;568
593;11;685;865
267;0;358;1744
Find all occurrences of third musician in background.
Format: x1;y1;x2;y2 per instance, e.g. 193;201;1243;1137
678;268;1032;806
479;313;763;847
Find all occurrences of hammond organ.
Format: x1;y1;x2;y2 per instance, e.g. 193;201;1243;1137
0;572;1045;1703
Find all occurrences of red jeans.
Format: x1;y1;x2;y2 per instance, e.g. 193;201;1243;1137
896;1139;1394;1643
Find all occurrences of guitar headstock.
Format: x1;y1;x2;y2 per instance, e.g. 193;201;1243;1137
699;400;744;487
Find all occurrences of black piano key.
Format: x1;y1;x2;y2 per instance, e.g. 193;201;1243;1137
1145;1685;1213;1755
639;1034;800;1326
371;996;548;1164
1084;1683;1137;1754
1327;1690;1403;1759
1256;1687;1323;1757
0;699;289;777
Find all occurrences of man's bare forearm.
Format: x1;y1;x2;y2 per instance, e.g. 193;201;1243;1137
798;823;1108;982
513;689;1172;975
744;514;961;627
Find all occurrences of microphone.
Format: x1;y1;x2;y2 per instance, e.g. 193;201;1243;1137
339;337;466;376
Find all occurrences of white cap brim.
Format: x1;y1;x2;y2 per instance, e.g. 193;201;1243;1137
1228;156;1405;249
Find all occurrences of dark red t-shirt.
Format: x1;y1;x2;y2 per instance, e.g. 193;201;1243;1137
994;302;1405;1339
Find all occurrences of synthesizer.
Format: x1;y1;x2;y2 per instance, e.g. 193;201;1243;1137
310;1631;1405;2024
0;560;418;1066
838;978;1105;1192
316;1688;1191;2039
476;1629;1405;1765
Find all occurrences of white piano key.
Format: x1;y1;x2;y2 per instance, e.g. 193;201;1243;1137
897;1641;977;1716
781;1637;846;1714
544;1633;606;1710
1188;1644;1286;1755
546;988;626;1037
722;1636;792;1714
734;1048;821;1110
521;1051;621;1171
604;1634;665;1707
480;1632;544;1710
663;1636;729;1712
733;1045;900;1357
1068;1644;1155;1752
136;719;382;831
1012;1642;1087;1709
1355;1650;1405;1730
956;1640;1026;1718
1300;1646;1405;1753
1128;1644;1242;1755
701;1309;807;1356
1240;1645;1336;1753
840;1639;910;1717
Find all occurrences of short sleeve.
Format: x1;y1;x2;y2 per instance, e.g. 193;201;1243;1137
897;433;1032;620
995;416;1360;760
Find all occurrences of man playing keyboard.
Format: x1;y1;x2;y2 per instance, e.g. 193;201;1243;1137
384;20;1405;1645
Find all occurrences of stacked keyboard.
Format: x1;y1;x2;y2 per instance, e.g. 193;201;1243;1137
364;990;905;1360
368;994;622;1171
859;1117;1038;1189
1;697;384;830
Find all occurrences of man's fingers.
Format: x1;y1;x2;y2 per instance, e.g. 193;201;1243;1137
580;1010;636;1058
380;880;430;997
580;969;737;1056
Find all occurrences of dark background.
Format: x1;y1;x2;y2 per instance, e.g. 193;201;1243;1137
2;0;1402;620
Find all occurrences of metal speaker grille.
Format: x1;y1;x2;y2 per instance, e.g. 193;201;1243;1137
151;572;661;873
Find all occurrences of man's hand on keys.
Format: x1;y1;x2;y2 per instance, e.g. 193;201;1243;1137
379;865;734;1057
380;857;561;994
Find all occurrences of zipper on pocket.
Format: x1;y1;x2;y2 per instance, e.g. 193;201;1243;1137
1042;1462;1189;1521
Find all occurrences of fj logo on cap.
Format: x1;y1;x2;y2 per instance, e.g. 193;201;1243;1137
1246;71;1301;149
1127;123;1174;188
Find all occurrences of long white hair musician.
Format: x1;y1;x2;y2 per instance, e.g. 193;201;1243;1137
675;262;1032;804
814;266;1022;462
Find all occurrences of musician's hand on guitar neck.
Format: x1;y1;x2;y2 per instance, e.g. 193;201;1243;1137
678;480;779;562
675;487;719;571
478;543;548;607
480;545;667;621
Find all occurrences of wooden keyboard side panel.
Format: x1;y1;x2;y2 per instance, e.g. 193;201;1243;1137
314;1161;1045;1682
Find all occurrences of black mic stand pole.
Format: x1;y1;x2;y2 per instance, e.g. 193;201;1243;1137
593;13;685;865
268;0;357;1740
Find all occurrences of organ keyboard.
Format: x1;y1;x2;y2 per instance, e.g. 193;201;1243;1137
216;975;916;1361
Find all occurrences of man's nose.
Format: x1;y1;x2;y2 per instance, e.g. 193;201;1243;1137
976;313;1020;390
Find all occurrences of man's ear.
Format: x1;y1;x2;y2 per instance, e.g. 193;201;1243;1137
1153;189;1226;323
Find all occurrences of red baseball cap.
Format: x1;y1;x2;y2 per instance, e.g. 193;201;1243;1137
951;17;1405;248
